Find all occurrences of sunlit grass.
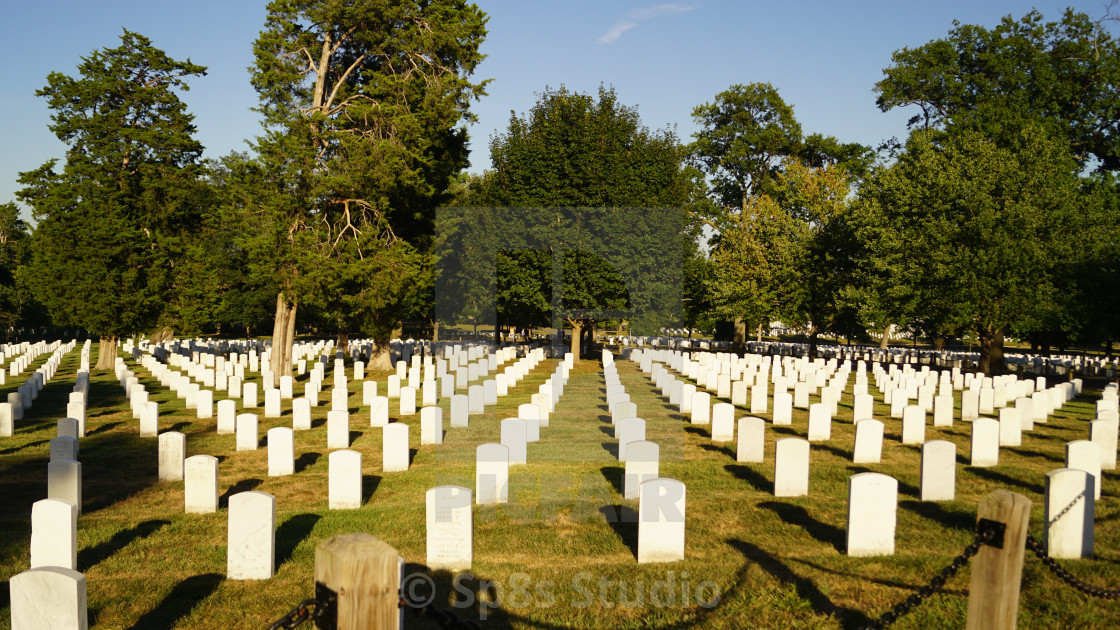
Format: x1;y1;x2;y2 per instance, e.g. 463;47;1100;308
0;344;1117;629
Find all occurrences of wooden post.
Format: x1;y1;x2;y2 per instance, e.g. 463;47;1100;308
315;533;400;630
965;490;1032;630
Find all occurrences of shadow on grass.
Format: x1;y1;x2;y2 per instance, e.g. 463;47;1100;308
1030;432;1068;442
727;538;872;628
757;501;845;553
814;442;853;460
166;422;192;433
362;475;381;504
403;565;518;630
725;464;772;494
600;441;619;459
683;426;708;438
276;513;321;567
967;466;1044;494
219;478;263;508
349;430;364;443
899;500;976;532
1005;446;1064;464
126;573;223;630
600;504;638;559
78;519;170;571
600;465;624;495
0;439;49;455
311;417;326;429
597;425;613;437
699;443;736;459
294;452;321;473
771;426;800;437
85;422;122;436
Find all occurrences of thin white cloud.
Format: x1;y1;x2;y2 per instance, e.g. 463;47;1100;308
598;21;637;45
598;3;697;45
626;3;695;21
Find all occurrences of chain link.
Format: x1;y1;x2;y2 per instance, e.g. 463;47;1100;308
1025;534;1120;600
268;598;327;630
861;525;997;630
1046;491;1085;530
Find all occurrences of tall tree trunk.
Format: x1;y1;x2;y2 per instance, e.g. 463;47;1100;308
733;318;746;350
283;301;297;375
978;328;1007;376
568;319;583;362
270;293;297;388
808;326;819;360
756;321;763;343
878;324;891;350
95;336;119;370
432;321;440;342
370;336;392;370
337;331;349;356
149;327;173;345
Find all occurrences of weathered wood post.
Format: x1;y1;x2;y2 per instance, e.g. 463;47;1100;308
315;533;400;629
966;490;1032;630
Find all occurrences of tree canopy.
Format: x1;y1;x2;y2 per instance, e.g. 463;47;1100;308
17;29;207;367
851;126;1083;372
453;85;687;357
876;7;1120;171
247;0;489;371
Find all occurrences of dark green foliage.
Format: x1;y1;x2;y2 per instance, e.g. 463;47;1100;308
248;0;489;354
852;126;1083;371
876;8;1120;171
0;202;38;335
689;83;802;216
17;30;207;340
482;84;689;208
455;85;689;343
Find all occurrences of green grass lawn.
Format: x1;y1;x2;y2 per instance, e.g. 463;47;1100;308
1;344;1118;629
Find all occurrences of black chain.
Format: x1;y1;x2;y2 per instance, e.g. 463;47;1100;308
1025;534;1120;600
1046;491;1085;530
268;598;328;630
861;524;998;630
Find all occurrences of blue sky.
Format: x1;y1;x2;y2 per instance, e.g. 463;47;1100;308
1;1;1112;216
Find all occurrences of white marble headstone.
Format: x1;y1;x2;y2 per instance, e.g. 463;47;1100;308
382;424;409;472
846;472;898;557
426;485;472;571
637;477;686;563
226;491;275;579
329;450;362;509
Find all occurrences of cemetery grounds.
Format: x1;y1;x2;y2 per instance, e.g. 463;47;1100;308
1;343;1119;629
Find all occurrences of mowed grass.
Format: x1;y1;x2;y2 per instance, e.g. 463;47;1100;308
0;344;1118;629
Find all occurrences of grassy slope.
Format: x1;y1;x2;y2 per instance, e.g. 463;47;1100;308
0;345;1117;629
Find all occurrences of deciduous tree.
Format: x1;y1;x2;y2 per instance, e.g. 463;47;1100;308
852;127;1081;373
875;7;1120;171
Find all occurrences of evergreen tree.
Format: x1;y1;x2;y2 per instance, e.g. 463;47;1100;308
249;0;488;374
17;30;207;368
